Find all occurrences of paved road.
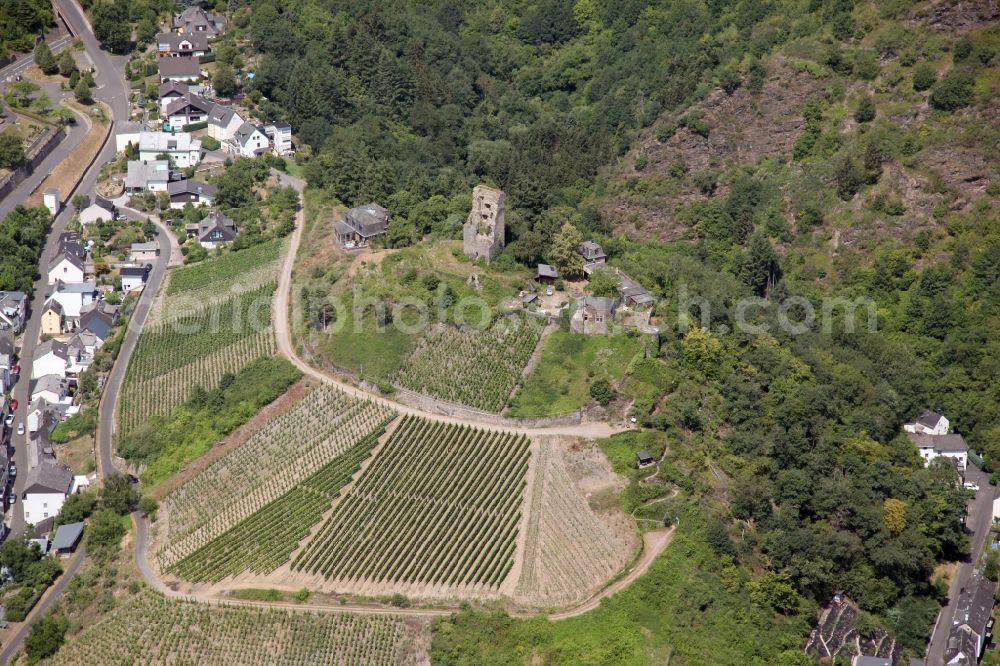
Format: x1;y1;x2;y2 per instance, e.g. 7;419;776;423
0;35;73;83
0;547;85;665
925;465;997;665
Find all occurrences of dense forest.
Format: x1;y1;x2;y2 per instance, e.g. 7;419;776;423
236;0;1000;661
0;205;51;292
0;0;52;58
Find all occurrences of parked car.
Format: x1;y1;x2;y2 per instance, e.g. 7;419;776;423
8;465;15;480
7;493;15;506
964;482;980;491
16;423;23;436
8;399;16;411
115;214;128;221
545;287;554;296
3;414;12;427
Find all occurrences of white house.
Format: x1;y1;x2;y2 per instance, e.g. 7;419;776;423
30;374;69;405
225;122;269;158
173;5;227;38
31;340;69;380
124;160;171;193
158;56;202;83
47;281;97;321
138;131;202;168
263;121;293;155
186;211;236;249
120;266;147;292
163;92;214;131
156;31;209;58
907;432;968;470
47;252;85;286
23;461;74;525
904;410;950;436
166;179;216;208
78;195;116;226
207;104;244;142
114;121;144;152
0;290;29;334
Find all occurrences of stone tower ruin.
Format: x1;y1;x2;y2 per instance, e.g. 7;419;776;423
463;185;505;263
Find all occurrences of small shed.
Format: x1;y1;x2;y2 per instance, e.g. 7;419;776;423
51;521;85;556
536;264;558;285
636;450;654;468
29;538;50;555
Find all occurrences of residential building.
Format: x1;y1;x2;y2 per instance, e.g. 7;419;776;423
51;522;85;556
40;300;64;336
173;6;227;38
57;232;86;261
334;203;390;247
158;56;202;83
114;121;145;152
158;81;189;114
47;251;85;286
618;272;656;310
163;92;214;130
207;104;244;142
571;296;616;335
536;264;558;285
130;242;160;262
166;179;216;208
120;266;148;292
262;120;293;155
79;308;114;346
636;451;654;468
30;374;69;405
225;121;270;157
905;410;950;435
0;291;28;333
138;131;202;168
945;570;996;665
47;281;97;322
186;211;237;249
156;31;209;58
907;432;969;470
22;461;74;526
125;160;171;193
0;332;14;387
77;195;116;225
463;185;505;263
580;241;606;274
31;341;69;379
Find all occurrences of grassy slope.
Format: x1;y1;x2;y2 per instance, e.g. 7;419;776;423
509;332;644;416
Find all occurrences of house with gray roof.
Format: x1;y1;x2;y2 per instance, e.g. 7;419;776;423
23;461;74;526
0;291;28;333
167;179;216;208
571;296;617;335
79;308;114;344
208;104;244;141
158;56;202;83
225;121;270;158
52;522;85;556
186;211;237;249
905;410;950;436
906;432;969;470
164;92;215;130
945;570;996;665
125;160;171;193
335;203;390;248
156;31;209;58
173;6;227;38
580;241;606;273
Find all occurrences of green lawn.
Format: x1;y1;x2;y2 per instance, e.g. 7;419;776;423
320;306;416;386
509;332;644;417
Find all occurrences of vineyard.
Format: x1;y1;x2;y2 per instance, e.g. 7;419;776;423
43;590;427;665
393;316;543;412
157;385;394;575
292;415;531;593
119;281;277;438
166;240;283;295
513;441;636;608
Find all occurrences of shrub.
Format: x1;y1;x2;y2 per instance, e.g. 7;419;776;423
590;379;616;405
200;135;221;151
25;612;69;662
912;63;936;91
634;154;648;171
655;121;677;142
854;96;876;123
929;72;974;111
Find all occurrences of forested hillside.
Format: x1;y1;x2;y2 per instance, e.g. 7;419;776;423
232;0;1000;663
0;0;52;58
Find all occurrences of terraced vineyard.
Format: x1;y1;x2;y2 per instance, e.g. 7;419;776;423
119;242;283;439
166;240;283;294
158;385;394;575
393;316;543;412
43;590;427;666
293;415;531;592
514;441;635;608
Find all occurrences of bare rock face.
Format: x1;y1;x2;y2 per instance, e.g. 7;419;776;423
907;0;1000;35
604;57;829;242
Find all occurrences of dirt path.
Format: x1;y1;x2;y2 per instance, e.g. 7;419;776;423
542;526;676;621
